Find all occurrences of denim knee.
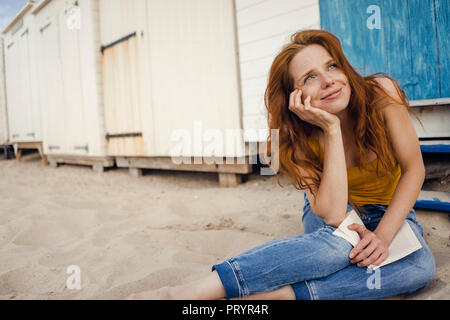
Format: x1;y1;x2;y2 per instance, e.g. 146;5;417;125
403;220;436;290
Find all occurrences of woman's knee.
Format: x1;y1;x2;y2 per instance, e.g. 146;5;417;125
416;250;436;288
408;223;436;286
397;248;436;295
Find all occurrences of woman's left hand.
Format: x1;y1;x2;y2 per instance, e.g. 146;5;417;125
347;224;389;267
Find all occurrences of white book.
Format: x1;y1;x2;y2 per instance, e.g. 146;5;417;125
332;210;422;270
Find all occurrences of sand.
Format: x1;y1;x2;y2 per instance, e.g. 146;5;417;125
0;152;448;300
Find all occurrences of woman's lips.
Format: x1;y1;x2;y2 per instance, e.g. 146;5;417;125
321;88;342;100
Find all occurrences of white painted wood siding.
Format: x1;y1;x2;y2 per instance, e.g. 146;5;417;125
3;6;42;143
100;0;243;157
99;0;152;156
35;0;106;156
0;39;8;144
235;0;320;141
412;105;450;138
146;0;242;157
78;0;107;156
36;9;66;153
58;1;87;154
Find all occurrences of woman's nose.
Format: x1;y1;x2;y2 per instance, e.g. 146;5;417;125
321;74;334;87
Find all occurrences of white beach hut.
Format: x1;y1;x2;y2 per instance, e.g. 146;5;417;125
97;0;253;185
1;1;48;164
236;0;321;140
0;37;12;158
2;0;448;189
0;38;7;141
31;0;113;172
99;0;322;185
1;0;322;185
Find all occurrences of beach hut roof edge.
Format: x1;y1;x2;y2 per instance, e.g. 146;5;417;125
1;0;36;35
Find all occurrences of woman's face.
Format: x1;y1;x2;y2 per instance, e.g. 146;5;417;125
288;44;351;116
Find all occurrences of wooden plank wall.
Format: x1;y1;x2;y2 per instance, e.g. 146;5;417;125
319;0;449;101
0;39;8;144
78;0;109;157
99;0;152;156
3;4;42;143
146;0;242;157
35;0;107;156
58;4;87;155
100;0;242;157
4;29;22;141
36;10;66;154
102;35;145;156
235;0;321;142
406;0;439;100
4;22;31;141
434;0;449;98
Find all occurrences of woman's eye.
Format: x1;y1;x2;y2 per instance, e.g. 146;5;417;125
329;63;337;69
304;74;314;83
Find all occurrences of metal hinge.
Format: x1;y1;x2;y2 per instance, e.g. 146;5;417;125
40;22;51;33
74;144;89;152
20;28;28;37
100;32;137;54
64;1;79;14
105;132;142;140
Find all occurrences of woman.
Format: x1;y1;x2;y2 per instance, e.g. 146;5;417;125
127;29;435;300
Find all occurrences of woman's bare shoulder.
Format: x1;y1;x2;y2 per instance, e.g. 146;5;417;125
373;76;396;89
372;76;408;118
372;77;404;104
373;78;418;153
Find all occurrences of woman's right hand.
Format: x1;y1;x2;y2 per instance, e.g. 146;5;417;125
288;89;340;131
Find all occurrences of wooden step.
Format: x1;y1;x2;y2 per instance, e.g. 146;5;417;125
415;190;450;212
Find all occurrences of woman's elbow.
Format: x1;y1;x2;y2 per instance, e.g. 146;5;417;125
402;159;426;185
419;161;426;184
413;159;425;183
323;215;346;228
313;202;347;228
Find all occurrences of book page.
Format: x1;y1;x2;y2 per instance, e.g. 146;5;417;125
369;221;422;270
332;210;422;269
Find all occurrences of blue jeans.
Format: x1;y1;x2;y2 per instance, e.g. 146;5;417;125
212;193;436;299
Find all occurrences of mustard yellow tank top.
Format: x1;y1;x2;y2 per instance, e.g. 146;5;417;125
307;137;401;207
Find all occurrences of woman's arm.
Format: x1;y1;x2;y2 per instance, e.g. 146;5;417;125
373;79;425;246
289;89;348;227
348;77;425;267
308;123;348;227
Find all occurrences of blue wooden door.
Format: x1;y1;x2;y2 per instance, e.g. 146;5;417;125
319;0;449;100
